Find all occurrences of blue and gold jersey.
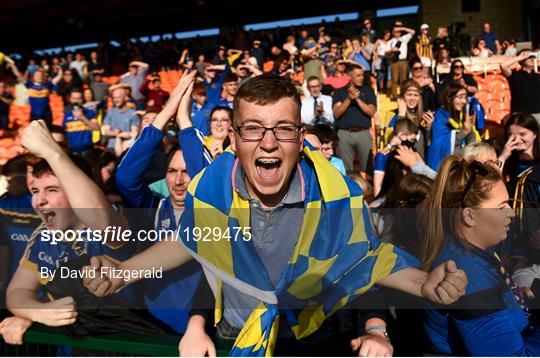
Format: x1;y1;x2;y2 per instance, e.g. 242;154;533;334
62;108;98;151
0;194;41;279
25;81;56;117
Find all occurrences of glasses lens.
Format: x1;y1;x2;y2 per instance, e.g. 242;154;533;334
239;126;264;140
275;126;299;140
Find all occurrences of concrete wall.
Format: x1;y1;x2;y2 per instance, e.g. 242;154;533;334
419;0;525;43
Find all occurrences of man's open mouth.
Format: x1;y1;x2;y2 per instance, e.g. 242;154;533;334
40;209;56;224
255;157;282;180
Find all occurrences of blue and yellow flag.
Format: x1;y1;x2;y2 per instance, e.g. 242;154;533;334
179;143;417;356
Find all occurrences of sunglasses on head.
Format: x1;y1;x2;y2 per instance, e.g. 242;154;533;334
461;160;489;208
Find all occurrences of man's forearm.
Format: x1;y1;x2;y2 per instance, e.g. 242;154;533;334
118;239;192;285
46;150;127;230
333;99;352;119
356;99;376;118
6;288;43;321
376;267;427;297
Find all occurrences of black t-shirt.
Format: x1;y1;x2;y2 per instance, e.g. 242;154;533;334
508;70;540;114
332;85;377;129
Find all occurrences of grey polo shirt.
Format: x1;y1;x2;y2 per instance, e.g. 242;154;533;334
222;164;305;330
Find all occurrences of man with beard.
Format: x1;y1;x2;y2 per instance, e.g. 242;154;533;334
115;72;209;333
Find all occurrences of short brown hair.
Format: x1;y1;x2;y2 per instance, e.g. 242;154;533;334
192;82;207;96
232;75;301;126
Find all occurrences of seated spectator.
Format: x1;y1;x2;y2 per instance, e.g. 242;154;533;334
190;82;214;136
301;76;334;126
102;87;140;156
501;50;540;122
421;156;540;356
503;39;517;56
2;120;131;342
140;74;170;112
62;88;99;156
427;83;479;170
472;38;494;57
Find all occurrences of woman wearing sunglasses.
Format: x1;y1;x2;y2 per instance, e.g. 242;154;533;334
427;83;480;170
422;156;540;356
439;59;478;102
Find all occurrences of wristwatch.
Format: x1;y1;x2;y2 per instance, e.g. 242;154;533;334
366;326;390;342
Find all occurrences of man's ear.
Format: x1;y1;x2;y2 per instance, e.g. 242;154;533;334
461;207;476;227
299;128;306;153
229;131;237;152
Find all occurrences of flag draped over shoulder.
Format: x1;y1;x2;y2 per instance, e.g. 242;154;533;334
179;143;418;356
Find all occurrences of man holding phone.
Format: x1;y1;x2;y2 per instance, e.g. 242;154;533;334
387;25;415;100
332;64;377;176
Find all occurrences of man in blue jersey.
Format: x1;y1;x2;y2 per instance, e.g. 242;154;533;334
0;120;130;345
9;63;62;127
115;72;210;333
0;155;41;303
62;88;99;156
190;82;215;136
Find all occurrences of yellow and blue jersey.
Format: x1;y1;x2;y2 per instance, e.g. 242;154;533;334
62;108;98;152
20;224;132;286
0;194;41;279
25;81;56;117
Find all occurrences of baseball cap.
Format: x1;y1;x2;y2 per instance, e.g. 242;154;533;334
420;24;429;30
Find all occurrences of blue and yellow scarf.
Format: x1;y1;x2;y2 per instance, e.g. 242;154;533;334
179;143;416;356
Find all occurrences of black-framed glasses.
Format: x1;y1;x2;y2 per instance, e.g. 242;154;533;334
453;64;464;69
461;161;489;208
235;125;302;141
412;66;423;70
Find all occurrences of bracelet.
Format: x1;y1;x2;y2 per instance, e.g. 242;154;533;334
366;326;390;342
